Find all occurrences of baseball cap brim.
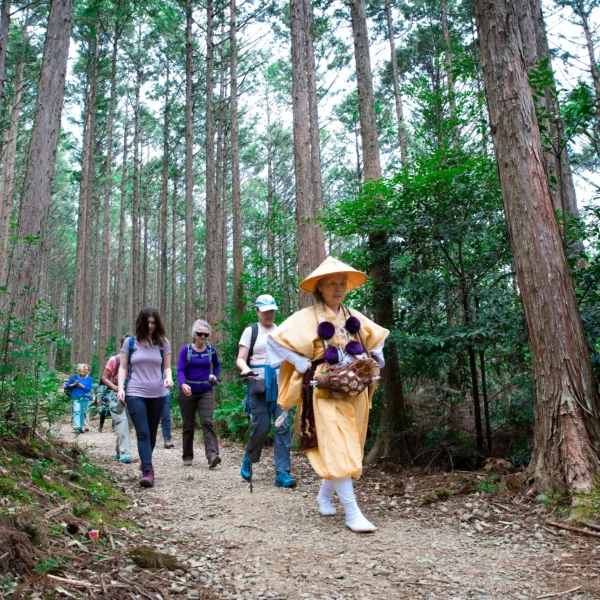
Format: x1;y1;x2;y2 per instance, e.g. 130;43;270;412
257;303;278;312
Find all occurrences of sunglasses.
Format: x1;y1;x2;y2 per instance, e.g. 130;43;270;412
195;332;210;338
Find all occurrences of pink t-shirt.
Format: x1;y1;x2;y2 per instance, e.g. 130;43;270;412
122;337;171;398
104;356;119;385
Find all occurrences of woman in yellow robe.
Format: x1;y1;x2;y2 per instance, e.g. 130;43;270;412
267;257;388;532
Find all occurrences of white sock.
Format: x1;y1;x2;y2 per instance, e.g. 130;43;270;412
332;477;376;532
317;479;336;516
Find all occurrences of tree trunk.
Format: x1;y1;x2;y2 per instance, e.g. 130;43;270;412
208;26;225;337
0;0;11;109
266;94;275;281
71;36;98;364
230;0;244;319
290;0;322;308
132;30;142;321
0;33;24;289
98;32;120;373
114;106;129;344
577;5;600;116
6;0;72;322
517;0;579;222
171;177;178;353
474;0;600;493
221;127;229;311
142;149;149;308
185;0;196;326
213;41;226;337
159;61;170;318
350;0;410;465
479;348;492;455
304;0;326;267
384;0;407;163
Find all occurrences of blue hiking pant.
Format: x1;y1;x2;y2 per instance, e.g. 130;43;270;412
160;395;172;440
245;392;291;475
126;395;165;469
72;399;89;431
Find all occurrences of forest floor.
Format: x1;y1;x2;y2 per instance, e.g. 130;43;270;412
61;419;600;600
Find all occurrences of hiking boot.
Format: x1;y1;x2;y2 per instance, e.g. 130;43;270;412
275;473;297;488
140;467;155;488
208;456;221;470
183;459;193;467
240;455;251;481
120;455;132;464
115;451;121;461
164;439;174;449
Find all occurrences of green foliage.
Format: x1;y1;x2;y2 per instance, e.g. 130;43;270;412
0;300;69;439
474;475;505;494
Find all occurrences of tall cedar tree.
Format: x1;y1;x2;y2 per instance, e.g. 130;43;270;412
7;0;73;321
474;0;600;493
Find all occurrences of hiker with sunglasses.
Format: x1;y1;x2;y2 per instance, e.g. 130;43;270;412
177;320;221;469
236;294;296;488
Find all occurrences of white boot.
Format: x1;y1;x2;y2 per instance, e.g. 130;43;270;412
333;477;376;533
317;479;336;516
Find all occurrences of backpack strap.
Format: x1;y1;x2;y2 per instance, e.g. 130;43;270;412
248;323;259;363
186;344;193;366
126;336;135;380
208;345;213;375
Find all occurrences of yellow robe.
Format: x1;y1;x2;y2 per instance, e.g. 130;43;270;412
271;305;389;479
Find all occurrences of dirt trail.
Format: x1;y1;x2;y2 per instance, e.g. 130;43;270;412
64;422;598;600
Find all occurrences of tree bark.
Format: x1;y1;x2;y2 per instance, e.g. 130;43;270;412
98;30;120;373
171;177;178;355
71;36;98;364
474;0;600;493
159;60;170;318
517;0;579;221
384;0;407;163
213;40;227;337
114;106;129;344
185;0;196;326
576;3;600;116
0;31;24;289
0;0;11;109
132;27;142;321
290;0;323;308
304;0;326;267
6;0;72;322
266;93;275;281
230;0;244;319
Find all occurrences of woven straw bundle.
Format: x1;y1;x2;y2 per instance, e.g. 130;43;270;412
314;358;380;396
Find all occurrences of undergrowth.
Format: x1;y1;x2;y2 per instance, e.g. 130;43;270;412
0;433;130;596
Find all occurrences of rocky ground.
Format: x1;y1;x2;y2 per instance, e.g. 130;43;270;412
64;420;599;600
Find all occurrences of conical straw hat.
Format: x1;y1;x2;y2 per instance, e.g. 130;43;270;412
299;256;368;293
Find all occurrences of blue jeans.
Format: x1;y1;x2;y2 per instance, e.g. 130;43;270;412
72;399;89;430
246;392;291;475
160;395;172;440
126;395;166;469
